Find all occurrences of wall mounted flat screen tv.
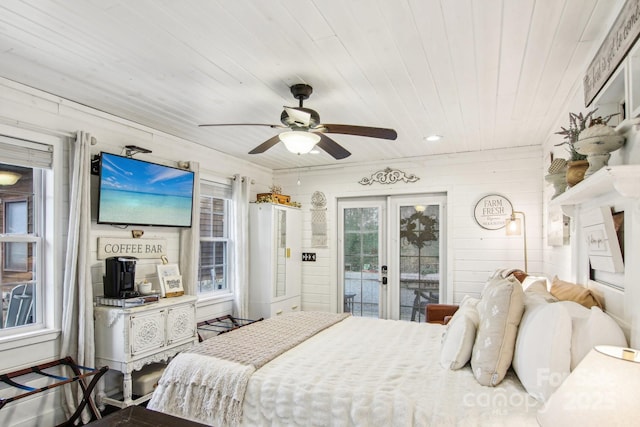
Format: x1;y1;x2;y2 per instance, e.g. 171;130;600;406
97;152;194;227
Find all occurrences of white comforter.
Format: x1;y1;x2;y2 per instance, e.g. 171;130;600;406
241;316;540;426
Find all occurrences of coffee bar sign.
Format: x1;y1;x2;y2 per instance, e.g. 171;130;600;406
97;237;167;260
474;194;513;230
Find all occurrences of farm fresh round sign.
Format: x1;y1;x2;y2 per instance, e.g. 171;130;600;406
474;194;513;230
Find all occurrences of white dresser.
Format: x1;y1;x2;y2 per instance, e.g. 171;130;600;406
94;295;197;408
249;203;302;319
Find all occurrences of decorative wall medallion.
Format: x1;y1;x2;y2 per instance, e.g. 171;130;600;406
359;167;420;185
311;191;327;209
311;191;328;247
473;194;513;230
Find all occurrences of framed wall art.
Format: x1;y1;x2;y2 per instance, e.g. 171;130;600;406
581;206;624;273
156;263;183;297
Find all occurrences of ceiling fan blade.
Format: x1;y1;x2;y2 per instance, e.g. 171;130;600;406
283;107;311;127
319;124;397;140
316;134;351;160
248;134;282;154
199;123;286;128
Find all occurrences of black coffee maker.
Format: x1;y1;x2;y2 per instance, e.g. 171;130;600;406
103;256;138;298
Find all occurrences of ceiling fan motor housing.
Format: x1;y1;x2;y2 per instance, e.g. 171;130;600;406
280;107;321;128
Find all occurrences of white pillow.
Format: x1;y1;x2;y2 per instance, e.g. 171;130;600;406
512;302;571;401
567;304;628;370
440;298;479;370
471;275;525;386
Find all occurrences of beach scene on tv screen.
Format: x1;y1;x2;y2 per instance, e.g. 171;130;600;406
99;154;193;226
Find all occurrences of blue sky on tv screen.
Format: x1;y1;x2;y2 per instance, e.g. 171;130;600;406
100;153;193;197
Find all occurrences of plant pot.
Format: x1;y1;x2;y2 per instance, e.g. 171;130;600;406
565;160;589;188
574;134;625;177
545;172;567;198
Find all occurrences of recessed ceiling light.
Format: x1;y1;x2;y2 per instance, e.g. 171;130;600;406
424;134;443;142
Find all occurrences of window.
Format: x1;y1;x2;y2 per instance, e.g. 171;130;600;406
0;135;52;334
197;181;232;297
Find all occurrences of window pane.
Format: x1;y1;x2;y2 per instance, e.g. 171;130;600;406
198;241;228;293
200;197;226;238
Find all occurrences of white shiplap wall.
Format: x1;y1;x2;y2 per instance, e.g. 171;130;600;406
0;78;272;426
274;145;543;312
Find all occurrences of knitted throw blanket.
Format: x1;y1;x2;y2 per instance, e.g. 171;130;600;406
147;311;350;426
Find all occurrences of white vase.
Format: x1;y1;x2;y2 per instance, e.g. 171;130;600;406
574;133;625;178
545;172;567;198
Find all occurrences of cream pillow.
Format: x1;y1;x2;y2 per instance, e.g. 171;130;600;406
512;302;572;401
523;279;558;307
440;297;480;370
471;275;525;386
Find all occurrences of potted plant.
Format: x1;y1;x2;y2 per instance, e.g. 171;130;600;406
554;109;618;187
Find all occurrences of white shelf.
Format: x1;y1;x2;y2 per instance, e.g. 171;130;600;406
550;165;640;215
615;117;640;134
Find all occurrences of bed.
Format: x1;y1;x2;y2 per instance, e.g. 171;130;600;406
147;271;630;426
148;311;540;426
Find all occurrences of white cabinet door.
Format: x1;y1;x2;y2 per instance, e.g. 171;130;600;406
130;310;166;356
166;303;196;344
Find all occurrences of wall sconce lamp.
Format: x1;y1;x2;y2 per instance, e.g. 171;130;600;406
506;210;527;272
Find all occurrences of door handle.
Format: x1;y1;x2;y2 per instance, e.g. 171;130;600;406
381;265;388;285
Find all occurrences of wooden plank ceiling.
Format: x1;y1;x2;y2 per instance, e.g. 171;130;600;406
0;0;624;170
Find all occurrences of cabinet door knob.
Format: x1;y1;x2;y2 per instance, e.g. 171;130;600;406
291;305;298;310
276;309;283;315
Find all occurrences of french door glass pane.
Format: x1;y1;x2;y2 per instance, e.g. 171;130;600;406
343;207;379;318
399;205;440;321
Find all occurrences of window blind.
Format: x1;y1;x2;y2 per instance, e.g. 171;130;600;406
201;180;232;200
0;135;53;169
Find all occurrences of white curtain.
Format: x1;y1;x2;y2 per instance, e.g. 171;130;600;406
232;175;251;318
60;131;95;423
180;162;201;295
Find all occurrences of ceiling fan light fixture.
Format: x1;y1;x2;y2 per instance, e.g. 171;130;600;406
279;131;320;154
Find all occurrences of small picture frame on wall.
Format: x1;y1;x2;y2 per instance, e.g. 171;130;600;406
157;263;182;297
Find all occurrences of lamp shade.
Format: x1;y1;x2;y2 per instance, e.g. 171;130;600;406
538;348;640;425
280;131;320;154
506;216;522;235
0;171;21;186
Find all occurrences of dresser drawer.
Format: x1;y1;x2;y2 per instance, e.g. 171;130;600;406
270;296;301;317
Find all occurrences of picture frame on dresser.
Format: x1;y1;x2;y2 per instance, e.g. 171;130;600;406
156;263;181;297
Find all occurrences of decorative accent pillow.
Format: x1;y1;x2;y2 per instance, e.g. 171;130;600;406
550;276;604;309
512;302;572;401
523;279;558;307
440;297;479;370
471;275;525;386
556;301;628;370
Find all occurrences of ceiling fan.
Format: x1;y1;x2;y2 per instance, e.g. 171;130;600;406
199;84;397;160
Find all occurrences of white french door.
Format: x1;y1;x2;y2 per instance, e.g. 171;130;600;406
338;194;446;321
338;199;387;318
